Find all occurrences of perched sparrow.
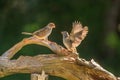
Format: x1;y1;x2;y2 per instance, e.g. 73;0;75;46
22;23;55;40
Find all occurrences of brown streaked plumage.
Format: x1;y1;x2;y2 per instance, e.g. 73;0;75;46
61;31;72;50
22;23;55;40
70;21;88;47
61;31;76;52
61;21;88;52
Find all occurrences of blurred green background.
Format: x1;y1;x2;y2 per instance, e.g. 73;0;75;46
0;0;120;80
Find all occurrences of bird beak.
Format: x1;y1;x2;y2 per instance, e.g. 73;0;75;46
53;25;55;28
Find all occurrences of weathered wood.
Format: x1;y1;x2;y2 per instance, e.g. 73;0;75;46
1;37;72;59
0;54;118;80
0;22;119;80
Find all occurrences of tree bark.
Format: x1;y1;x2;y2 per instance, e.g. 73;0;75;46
0;22;119;80
0;36;118;80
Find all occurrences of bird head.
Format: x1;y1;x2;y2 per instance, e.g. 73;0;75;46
48;23;55;28
61;31;69;38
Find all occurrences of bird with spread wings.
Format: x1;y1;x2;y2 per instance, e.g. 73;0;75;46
61;21;88;53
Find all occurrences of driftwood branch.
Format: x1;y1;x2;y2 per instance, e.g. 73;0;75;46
0;22;119;80
1;36;73;60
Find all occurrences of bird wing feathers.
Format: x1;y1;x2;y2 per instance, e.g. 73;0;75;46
70;21;88;47
72;26;88;47
70;21;83;36
33;27;49;37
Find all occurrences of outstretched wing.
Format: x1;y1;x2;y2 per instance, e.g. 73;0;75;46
72;26;88;47
70;21;88;47
70;21;83;36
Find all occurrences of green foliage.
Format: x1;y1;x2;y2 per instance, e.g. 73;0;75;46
1;74;30;80
105;32;119;48
23;23;40;32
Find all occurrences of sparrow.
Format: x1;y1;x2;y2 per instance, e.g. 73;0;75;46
61;21;88;52
61;31;72;51
61;31;76;52
22;23;55;40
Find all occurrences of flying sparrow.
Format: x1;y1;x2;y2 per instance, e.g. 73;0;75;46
22;23;55;40
61;21;88;52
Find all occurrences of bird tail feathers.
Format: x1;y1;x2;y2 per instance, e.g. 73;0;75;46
21;32;33;35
